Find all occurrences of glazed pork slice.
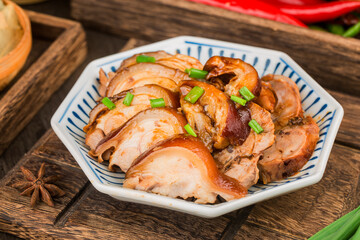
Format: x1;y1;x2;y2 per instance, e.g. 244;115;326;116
222;156;261;189
215;103;275;188
84;85;179;151
258;116;319;184
118;51;172;71
262;74;303;129
106;63;192;96
180;80;251;151
124;135;247;204
118;51;203;72
204;56;261;98
254;81;276;113
98;68;116;97
91;108;187;172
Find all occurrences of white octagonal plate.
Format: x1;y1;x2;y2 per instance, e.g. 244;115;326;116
51;36;343;218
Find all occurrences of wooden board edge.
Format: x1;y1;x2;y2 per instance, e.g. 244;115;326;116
27;10;80;30
0;15;87;155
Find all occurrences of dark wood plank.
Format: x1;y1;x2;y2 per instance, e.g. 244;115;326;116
0;37;236;240
66;188;235;240
328;90;360;149
0;130;236;239
0;28;128;178
71;0;360;96
236;144;360;239
0;1;128;239
0;11;87;155
3;131;358;239
1;35;359;239
235;222;303;240
32;131;80;168
0;155;88;239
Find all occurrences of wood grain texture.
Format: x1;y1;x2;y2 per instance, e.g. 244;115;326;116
0;10;87;155
1;130;359;239
0;129;238;239
70;0;360;96
0;133;88;239
0;2;128;239
1;36;359;239
328;90;360;149
66;188;235;240
236;144;360;239
234;222;303;240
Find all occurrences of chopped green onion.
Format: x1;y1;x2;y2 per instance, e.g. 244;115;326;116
136;55;156;63
230;95;247;106
343;22;360;38
184;124;197;137
324;208;360;240
350;224;360;240
184;86;204;104
123;92;134;106
248;119;263;134
185;68;208;79
101;97;116;110
150;98;165;108
239;86;255;101
309;206;360;240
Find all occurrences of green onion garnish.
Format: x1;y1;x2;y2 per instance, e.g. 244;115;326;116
136;55;156;63
309;205;360;240
239;86;255;101
184;124;197;137
230;95;247;106
150;98;165;108
343;22;360;38
185;68;208;79
249;119;263;134
184;86;204;104
123;92;134;106
101;97;116;110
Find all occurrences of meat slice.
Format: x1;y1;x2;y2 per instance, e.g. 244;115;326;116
204;56;261;98
124;135;247;204
254;81;276;113
98;68;115;97
118;51;203;72
84;85;178;151
118;51;172;71
258;116;319;184
91;108;187;172
106;63;192;96
215;103;275;188
262;74;303;129
179;80;251;151
157;54;203;72
222;156;261;189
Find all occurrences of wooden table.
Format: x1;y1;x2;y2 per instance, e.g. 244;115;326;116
0;1;128;239
1;1;359;239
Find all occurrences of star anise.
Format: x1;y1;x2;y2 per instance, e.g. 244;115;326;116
12;163;65;208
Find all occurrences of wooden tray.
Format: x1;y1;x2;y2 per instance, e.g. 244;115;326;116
0;10;87;155
0;38;359;240
70;0;360;97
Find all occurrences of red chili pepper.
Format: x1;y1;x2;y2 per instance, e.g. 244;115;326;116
278;1;360;24
261;0;325;6
186;0;307;27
